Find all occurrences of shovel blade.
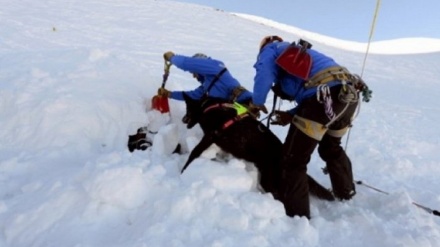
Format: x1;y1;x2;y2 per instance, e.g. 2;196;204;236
276;46;312;80
151;95;170;113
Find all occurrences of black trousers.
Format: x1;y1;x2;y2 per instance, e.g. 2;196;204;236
280;85;358;218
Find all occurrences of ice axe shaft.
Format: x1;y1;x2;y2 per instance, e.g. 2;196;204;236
161;61;171;88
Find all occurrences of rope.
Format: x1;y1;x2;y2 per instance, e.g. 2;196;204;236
316;84;352;129
345;0;381;150
316;84;335;120
360;0;382;78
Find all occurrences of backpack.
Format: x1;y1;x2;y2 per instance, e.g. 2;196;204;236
276;39;313;80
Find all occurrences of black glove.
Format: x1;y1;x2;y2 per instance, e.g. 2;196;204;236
270;110;293;126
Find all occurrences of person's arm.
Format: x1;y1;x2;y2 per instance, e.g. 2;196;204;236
252;46;279;106
170;85;205;101
170;55;224;75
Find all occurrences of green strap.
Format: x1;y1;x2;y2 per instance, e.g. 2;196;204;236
233;102;248;115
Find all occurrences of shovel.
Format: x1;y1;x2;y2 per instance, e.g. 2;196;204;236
151;60;171;113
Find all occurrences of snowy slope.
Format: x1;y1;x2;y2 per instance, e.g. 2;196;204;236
1;0;440;246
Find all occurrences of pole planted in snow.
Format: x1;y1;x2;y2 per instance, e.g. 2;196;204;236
355;180;440;217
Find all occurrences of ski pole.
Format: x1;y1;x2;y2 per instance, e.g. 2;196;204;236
355;180;440;217
412;202;440;216
355;180;389;195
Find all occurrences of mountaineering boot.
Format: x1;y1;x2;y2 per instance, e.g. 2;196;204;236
325;155;356;200
318;135;356;200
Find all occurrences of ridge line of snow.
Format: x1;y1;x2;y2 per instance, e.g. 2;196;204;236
233;13;440;55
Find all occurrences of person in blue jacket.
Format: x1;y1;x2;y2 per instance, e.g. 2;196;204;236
251;35;366;219
158;51;253;127
158;51;252;104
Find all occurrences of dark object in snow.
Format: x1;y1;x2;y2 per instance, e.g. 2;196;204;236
127;127;182;154
127;127;153;152
180;96;334;202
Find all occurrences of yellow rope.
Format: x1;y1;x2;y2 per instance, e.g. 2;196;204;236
345;0;381;151
360;0;382;78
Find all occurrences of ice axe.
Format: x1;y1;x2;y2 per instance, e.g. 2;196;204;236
151;60;171;113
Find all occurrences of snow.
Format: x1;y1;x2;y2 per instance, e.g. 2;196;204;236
235;13;440;55
1;0;440;246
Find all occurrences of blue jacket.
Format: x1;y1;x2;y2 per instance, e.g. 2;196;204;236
253;41;341;113
168;55;252;103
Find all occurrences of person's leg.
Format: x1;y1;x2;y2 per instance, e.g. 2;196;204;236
279;84;358;216
280;124;318;218
318;84;359;200
318;134;356;200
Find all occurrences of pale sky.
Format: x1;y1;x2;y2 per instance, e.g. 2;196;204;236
173;0;440;42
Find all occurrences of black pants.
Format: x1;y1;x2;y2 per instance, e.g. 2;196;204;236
280;85;358;218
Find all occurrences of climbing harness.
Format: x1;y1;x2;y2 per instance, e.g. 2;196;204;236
316;77;360;129
303;65;370;148
203;102;246;115
203;68;227;98
291;115;327;141
305;66;352;89
203;102;250;130
222;113;250;129
316;84;336;121
265;0;379;132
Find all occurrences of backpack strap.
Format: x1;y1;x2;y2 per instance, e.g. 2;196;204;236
204;68;227;97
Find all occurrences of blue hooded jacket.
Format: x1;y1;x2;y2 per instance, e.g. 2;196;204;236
168;54;252;103
253;41;341;113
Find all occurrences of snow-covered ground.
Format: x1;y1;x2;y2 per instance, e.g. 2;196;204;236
1;0;439;246
235;13;440;55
